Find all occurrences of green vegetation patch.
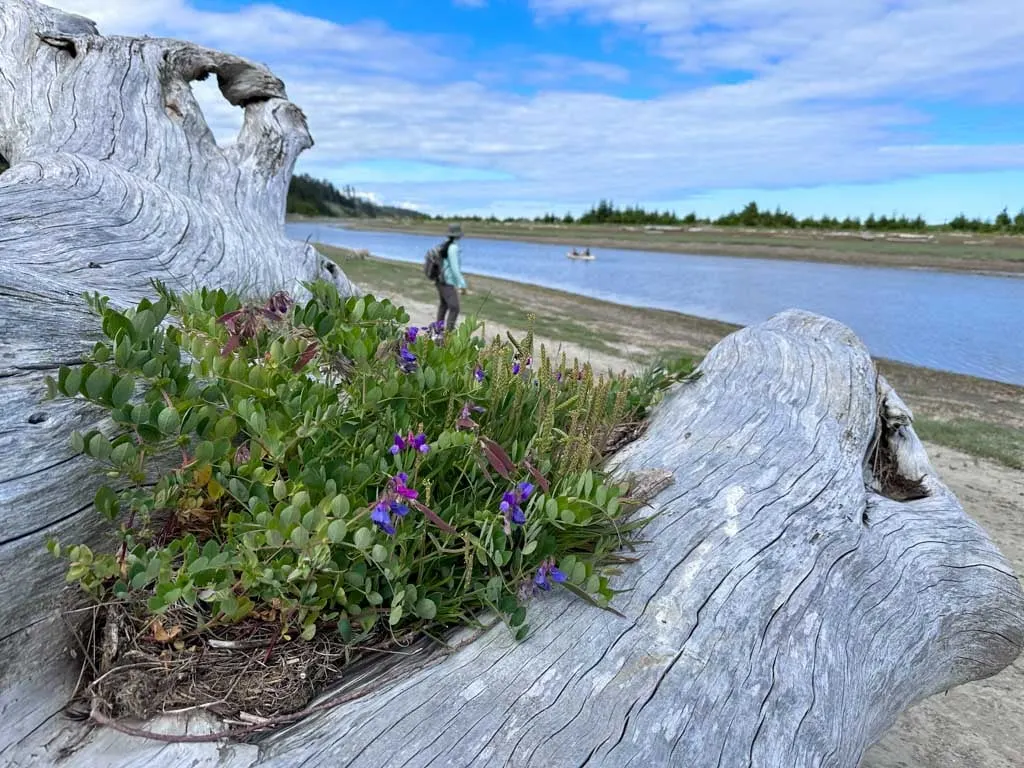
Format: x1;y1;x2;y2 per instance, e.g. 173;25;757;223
326;248;628;356
914;417;1024;470
46;279;693;729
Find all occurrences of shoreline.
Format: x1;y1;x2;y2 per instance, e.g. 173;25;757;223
316;245;1024;768
292;216;1024;278
319;244;1023;471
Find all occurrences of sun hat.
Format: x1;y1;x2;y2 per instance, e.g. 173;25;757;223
447;223;464;239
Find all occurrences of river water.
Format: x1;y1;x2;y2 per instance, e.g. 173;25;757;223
287;223;1024;385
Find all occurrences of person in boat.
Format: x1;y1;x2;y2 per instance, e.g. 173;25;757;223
583;247;590;256
571;248;579;256
436;223;468;329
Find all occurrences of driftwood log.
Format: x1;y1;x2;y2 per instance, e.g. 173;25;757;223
2;1;1023;766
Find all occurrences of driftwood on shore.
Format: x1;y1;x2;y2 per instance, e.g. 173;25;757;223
2;2;1023;766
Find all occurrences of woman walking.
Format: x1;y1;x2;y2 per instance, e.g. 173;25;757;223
436;223;468;329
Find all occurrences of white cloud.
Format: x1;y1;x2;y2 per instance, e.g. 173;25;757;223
529;0;1024;103
45;0;1024;217
56;0;450;78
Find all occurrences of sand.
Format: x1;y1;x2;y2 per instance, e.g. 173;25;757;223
365;282;1024;768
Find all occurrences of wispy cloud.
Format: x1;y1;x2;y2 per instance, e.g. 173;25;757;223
48;0;1024;217
57;0;451;79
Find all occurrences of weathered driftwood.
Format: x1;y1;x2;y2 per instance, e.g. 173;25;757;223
2;2;1023;766
0;0;352;762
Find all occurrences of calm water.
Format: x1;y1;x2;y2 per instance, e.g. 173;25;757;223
287;223;1024;385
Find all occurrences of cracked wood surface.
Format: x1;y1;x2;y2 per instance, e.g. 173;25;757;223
10;309;1024;767
0;0;352;761
2;2;1023;766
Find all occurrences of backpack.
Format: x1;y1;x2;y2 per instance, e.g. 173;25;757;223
424;239;452;282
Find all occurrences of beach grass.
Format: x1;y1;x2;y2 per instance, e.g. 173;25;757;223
914;418;1024;470
322;244;1024;470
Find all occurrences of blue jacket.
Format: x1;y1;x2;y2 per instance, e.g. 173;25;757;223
441;240;467;289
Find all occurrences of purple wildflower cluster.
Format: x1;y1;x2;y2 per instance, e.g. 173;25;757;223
370;472;419;535
511;356;532;376
390;431;430;455
473;365;485;382
398;345;417;373
500;481;534;527
398;322;448;373
534;558;567;591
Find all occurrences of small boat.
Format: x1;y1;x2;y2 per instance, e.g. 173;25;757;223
567;248;595;261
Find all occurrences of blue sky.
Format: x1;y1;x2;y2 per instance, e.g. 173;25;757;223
60;1;1024;221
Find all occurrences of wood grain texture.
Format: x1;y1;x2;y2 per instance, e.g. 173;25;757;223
2;2;1022;766
0;0;353;760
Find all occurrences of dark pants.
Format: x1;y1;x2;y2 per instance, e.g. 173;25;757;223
436;283;460;329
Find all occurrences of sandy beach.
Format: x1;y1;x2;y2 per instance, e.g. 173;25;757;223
324;244;1024;767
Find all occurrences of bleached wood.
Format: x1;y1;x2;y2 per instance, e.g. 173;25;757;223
0;0;352;761
1;3;1022;767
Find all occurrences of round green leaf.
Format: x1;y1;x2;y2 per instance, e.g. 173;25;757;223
214;415;237;440
353;527;373;550
327;519;348;543
415;598;438;620
111;375;135;407
195;440;215;464
88;433;111;461
85;368;113;400
389;604;404;626
330;494;350;517
273;479;288;501
110;442;137;467
63;367;83;397
290;526;309;549
157;406;180;435
370;544;388;563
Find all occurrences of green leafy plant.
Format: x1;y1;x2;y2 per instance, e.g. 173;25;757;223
46;279;693;650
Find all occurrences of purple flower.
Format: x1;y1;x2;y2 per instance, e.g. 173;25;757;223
369;474;421;535
406;327;420;344
534;558;567;591
512;362;520;376
393;472;418;500
500;491;516;514
391;431;430;455
427;320;446;343
499;481;533;527
398;345;418;372
474;366;485;382
371;502;396;535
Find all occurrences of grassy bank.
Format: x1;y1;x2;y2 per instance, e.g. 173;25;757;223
300;216;1024;277
321;244;1024;469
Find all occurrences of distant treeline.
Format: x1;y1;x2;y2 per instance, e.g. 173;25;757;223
0;163;424;220
440;200;1024;234
287;174;425;219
